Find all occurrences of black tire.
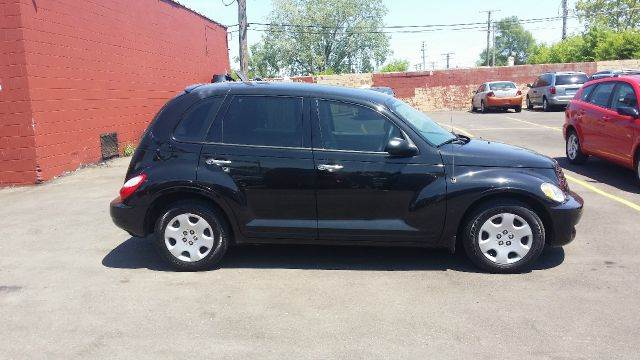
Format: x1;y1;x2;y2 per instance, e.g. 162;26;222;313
154;200;230;271
566;130;588;164
462;199;545;274
635;152;640;185
514;106;522;113
542;97;551;112
480;100;487;113
526;96;533;110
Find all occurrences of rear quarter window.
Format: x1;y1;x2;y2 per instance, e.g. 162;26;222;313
173;97;224;142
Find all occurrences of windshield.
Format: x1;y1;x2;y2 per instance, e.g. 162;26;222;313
556;74;588;85
387;99;455;146
489;82;516;90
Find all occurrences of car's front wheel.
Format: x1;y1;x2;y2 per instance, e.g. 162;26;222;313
462;200;545;273
526;96;533;110
154;200;230;271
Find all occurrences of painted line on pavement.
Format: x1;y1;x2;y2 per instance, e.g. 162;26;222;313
441;124;475;138
505;116;563;131
564;174;640;212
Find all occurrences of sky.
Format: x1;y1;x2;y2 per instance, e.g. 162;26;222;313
179;0;582;71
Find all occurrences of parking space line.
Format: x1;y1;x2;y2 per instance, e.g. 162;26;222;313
564;174;640;212
441;124;475;138
505;116;563;131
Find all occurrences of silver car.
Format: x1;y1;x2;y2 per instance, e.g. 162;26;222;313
526;72;588;111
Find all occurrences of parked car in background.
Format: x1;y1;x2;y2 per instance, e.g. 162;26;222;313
471;81;523;113
564;75;640;182
110;81;583;273
527;72;589;111
369;86;395;96
589;69;640;80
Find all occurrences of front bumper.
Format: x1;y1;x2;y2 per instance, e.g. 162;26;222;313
546;191;584;247
110;197;147;237
486;96;523;108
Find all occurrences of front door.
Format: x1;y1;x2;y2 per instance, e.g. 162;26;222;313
604;82;638;165
311;99;446;244
198;95;317;240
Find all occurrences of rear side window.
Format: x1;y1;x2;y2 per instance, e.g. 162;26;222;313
611;83;638;109
580;85;595;101
222;96;303;148
589;83;616;108
555;74;588;85
174;97;223;142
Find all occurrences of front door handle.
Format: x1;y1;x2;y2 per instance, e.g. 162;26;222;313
317;164;343;172
206;158;232;166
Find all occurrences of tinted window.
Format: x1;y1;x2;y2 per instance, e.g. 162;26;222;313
589;83;616;108
388;98;455;146
580;85;596;101
489;82;516;90
611;83;638;109
318;100;402;152
222;96;303;147
555;74;588;85
174;97;223;142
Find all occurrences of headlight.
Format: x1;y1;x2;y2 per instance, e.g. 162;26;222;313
541;182;566;203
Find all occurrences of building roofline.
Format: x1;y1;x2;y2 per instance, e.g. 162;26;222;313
162;0;229;29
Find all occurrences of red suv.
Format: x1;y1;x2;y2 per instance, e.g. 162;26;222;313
564;75;640;182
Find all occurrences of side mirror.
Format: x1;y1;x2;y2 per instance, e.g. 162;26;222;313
616;106;640;119
526;83;532;88
385;137;418;157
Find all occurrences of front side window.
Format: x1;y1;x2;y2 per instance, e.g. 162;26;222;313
174;97;223;142
388;98;455;146
611;83;638;109
317;100;402;152
221;96;303;148
589;83;616;108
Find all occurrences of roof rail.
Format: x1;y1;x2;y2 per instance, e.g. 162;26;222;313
184;83;206;93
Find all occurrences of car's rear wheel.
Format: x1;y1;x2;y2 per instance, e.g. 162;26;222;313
566;130;588;164
542;97;550;112
480;100;487;113
526;96;533;110
154;200;230;271
514;106;522;113
462;200;545;273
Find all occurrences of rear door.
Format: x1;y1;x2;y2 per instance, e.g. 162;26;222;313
603;82;638;165
472;84;486;108
198;95;317;240
311;98;446;244
582;82;616;159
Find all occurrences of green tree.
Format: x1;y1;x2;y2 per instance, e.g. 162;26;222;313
378;59;409;72
477;17;536;66
249;0;390;76
576;0;640;31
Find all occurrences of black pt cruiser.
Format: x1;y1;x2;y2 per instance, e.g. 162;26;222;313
110;81;583;273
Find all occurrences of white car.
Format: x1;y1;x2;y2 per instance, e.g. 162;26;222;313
471;81;523;113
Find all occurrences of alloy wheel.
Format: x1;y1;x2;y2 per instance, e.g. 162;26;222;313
477;213;533;265
567;134;579;160
164;213;216;262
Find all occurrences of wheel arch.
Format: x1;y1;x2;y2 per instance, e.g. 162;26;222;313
454;190;553;250
144;187;237;242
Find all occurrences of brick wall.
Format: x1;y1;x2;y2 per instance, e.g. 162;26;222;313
0;0;229;185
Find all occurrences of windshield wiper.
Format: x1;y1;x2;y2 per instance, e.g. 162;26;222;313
438;133;471;147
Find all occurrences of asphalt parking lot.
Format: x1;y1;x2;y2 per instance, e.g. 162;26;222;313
2;109;640;359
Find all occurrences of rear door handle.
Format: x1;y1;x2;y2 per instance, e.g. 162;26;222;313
317;164;343;172
206;158;232;166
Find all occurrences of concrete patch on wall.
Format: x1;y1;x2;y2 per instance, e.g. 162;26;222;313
315;73;373;88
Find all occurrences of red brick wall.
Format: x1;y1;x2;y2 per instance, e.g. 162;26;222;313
1;0;229;185
1;0;38;185
373;62;598;111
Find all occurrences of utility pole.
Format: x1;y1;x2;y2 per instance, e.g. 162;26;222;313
491;23;496;66
561;0;568;39
421;41;426;70
481;10;499;67
442;53;454;69
237;0;249;76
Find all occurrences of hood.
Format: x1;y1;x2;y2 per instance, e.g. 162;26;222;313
439;139;555;168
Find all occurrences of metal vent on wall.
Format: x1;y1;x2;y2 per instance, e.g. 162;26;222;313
100;132;119;160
